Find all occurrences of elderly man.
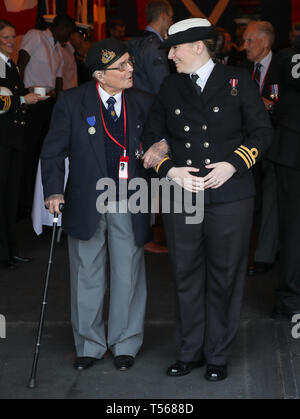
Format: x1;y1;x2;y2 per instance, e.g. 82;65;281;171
243;21;280;276
41;39;154;371
143;18;273;381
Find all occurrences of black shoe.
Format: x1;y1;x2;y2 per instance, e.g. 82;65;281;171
0;260;17;270
247;262;273;276
205;364;227;382
74;357;97;370
11;255;32;263
166;360;204;377
114;355;134;371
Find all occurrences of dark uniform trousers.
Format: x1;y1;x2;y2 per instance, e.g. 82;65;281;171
0;59;28;261
163;198;254;365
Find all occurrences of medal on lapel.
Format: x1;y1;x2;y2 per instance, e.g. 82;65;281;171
229;79;238;96
135;143;144;160
87;116;96;134
270;84;279;102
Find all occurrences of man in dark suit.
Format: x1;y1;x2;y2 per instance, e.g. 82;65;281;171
41;39;154;371
143;18;273;381
0;19;41;270
267;36;300;318
243;21;281;275
129;0;173;94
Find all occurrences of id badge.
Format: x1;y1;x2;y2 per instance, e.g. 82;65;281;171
119;155;129;179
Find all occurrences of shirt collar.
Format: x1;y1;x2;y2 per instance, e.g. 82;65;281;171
98;84;123;106
192;58;215;82
145;25;164;42
0;51;10;64
255;50;272;69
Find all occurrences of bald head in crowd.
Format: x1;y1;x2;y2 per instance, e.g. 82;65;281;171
243;21;275;62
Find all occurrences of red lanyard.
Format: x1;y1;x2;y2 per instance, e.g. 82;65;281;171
97;82;127;156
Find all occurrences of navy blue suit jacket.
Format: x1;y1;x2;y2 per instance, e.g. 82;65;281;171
41;80;153;244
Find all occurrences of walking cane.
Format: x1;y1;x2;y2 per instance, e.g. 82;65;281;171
28;203;64;389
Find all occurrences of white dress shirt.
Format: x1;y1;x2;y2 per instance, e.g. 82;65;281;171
20;28;63;90
255;50;273;92
190;58;216;91
97;84;122;117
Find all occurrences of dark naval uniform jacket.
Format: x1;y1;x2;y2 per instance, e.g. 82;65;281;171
41;80;153;245
0;58;28;150
143;63;273;203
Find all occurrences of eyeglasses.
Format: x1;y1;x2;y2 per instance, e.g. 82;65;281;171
105;57;135;72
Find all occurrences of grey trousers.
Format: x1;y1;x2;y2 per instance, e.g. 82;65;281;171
68;210;147;359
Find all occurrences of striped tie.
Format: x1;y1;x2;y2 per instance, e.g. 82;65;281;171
107;96;118;122
254;63;262;88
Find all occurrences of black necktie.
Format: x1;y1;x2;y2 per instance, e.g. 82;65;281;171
106;96;118;122
254;62;262;88
191;73;202;95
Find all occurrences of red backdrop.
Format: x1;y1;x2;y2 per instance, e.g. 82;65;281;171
292;0;300;23
136;0;151;30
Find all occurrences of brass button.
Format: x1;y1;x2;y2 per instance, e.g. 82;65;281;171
202;124;207;130
184;125;190;132
14;120;18;124
175;109;181;115
186;159;192;166
185;142;191;149
213;106;219;112
21;121;26;125
203;142;209;148
22;110;26;114
205;158;211;164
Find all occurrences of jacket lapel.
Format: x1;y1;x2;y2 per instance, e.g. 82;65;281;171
124;89;144;179
81;80;108;176
200;63;227;105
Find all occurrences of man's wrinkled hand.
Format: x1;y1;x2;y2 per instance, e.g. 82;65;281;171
143;141;169;169
45;194;64;215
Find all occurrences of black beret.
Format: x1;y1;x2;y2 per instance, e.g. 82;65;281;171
86;38;128;72
160;18;217;49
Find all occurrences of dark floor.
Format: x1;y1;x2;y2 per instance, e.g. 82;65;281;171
0;219;300;399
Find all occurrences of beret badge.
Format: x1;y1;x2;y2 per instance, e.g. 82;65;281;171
101;49;116;64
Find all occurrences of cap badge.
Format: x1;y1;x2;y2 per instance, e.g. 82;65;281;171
101;49;116;64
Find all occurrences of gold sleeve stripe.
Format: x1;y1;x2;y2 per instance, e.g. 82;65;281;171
238;145;255;166
241;145;258;164
155;155;171;173
0;95;11;111
234;150;251;169
236;147;253;167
